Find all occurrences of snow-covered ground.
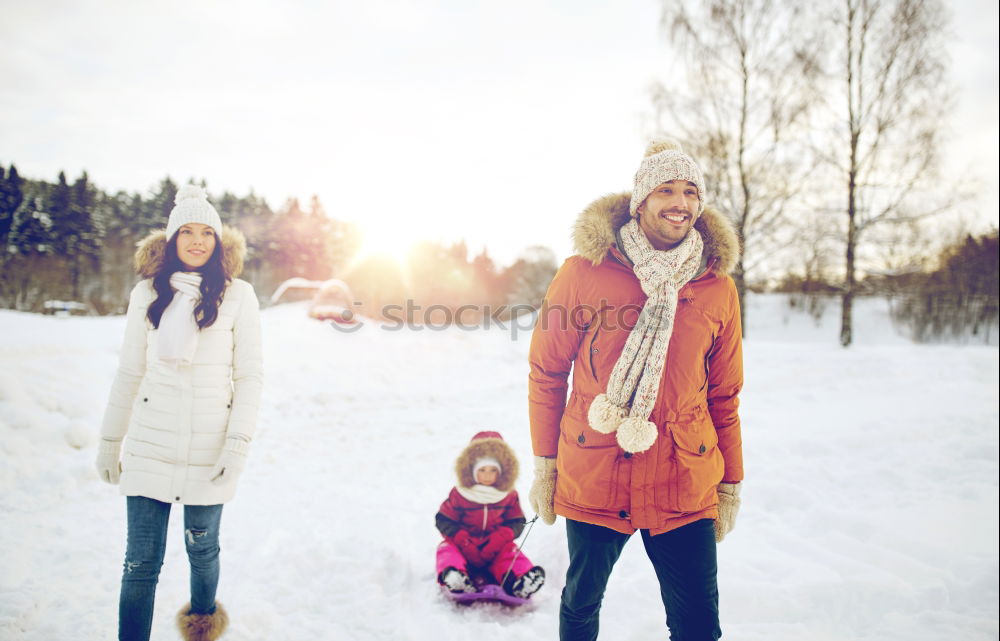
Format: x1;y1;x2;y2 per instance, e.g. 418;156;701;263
1;294;997;640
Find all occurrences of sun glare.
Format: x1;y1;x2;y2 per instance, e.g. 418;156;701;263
353;222;416;265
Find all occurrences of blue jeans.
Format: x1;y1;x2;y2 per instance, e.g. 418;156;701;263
119;496;224;641
560;518;721;641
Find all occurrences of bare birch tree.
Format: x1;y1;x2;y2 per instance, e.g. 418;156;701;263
652;0;822;334
826;0;949;346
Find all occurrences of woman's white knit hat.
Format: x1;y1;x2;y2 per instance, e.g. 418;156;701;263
166;184;223;240
629;138;706;218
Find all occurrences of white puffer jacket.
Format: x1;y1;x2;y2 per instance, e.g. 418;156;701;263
100;227;263;505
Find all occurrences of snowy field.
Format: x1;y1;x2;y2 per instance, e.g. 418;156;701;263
1;294;997;641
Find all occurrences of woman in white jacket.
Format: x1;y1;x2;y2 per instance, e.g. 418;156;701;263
96;185;263;641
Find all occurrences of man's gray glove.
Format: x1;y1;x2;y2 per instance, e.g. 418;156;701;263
714;482;741;542
210;435;250;486
528;456;557;525
95;438;123;485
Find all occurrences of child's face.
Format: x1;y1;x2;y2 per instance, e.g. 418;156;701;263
475;465;500;486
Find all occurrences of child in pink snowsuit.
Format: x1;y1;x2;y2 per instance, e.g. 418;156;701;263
435;431;545;598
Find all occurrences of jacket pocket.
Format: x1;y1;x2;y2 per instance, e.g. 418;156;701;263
658;414;725;512
556;395;625;511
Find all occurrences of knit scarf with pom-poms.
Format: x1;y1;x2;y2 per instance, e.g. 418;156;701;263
587;218;703;453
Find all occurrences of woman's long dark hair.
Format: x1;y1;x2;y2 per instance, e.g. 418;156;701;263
147;232;228;329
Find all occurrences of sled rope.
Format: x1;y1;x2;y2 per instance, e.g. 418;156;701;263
500;515;539;588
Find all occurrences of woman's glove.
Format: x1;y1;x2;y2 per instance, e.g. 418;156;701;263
714;482;741;542
452;530;485;567
210;436;250;486
95;438;123;484
479;527;515;562
529;456;557;525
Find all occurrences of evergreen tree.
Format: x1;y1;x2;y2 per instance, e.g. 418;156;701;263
217;191;240;226
94;190;142;311
216;189;277;292
472;248;503;306
47;172;72;253
46;171;100;297
10;196;53;255
71;171;101;255
0;165;24;247
143;177;178;235
304;195;332;278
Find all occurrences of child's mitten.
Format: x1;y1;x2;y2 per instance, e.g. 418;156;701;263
452;530;485;566
480;526;515;561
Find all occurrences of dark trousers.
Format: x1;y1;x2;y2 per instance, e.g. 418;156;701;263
560;518;721;641
119;496;224;641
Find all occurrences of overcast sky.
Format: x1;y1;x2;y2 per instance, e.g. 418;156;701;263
2;0;997;266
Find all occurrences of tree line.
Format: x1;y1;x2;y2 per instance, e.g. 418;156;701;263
771;230;999;344
0;166;557;318
883;232;999;344
1;163;993;341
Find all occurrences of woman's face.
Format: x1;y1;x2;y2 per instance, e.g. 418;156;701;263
175;223;217;270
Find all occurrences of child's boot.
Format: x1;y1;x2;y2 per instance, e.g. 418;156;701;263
507;566;545;598
440;567;476;593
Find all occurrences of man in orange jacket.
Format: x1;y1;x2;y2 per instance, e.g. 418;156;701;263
527;138;744;640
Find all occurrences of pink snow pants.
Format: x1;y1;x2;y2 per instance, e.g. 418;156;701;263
436;539;534;584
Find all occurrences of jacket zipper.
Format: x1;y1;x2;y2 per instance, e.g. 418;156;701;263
700;335;716;392
587;328;600;379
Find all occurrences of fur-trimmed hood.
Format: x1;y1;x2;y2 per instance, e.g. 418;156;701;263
133;225;247;280
454;433;519;493
571;192;740;274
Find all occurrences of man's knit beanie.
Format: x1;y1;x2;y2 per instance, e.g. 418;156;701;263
629;138;706;218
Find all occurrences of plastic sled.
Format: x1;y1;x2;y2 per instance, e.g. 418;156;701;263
442;569;529;606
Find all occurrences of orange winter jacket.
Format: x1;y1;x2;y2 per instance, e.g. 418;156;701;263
528;193;744;536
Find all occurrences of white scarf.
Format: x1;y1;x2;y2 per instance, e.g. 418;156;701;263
587;218;703;453
157;272;203;367
456;484;509;505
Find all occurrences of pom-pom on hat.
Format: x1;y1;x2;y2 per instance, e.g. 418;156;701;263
166;184;223;241
629;138;706;218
